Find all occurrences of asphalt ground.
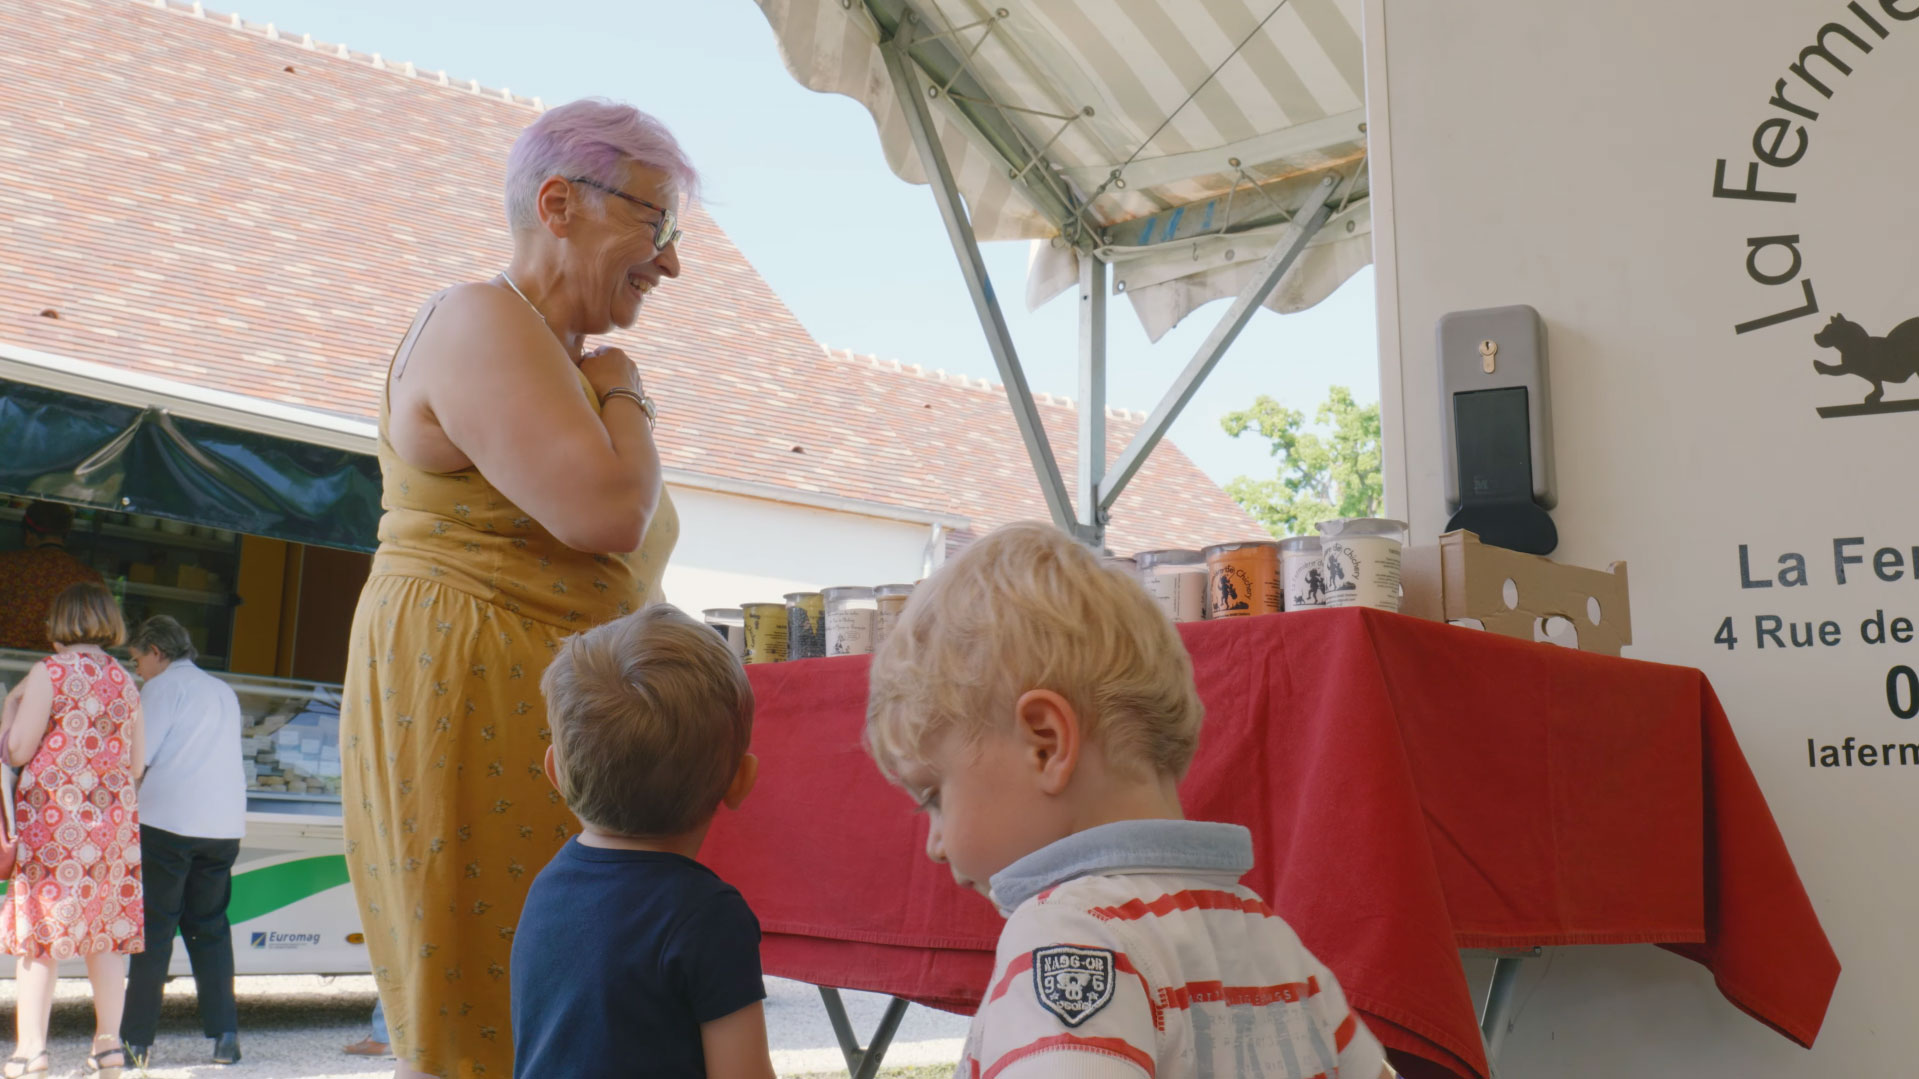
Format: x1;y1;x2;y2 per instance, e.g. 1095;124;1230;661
0;974;966;1078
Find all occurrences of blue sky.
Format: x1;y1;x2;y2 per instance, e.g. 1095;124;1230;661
225;0;1379;489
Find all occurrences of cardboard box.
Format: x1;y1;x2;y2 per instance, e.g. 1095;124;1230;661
1401;530;1632;656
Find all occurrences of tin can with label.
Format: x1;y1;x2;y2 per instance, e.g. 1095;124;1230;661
1134;549;1208;623
1202;541;1281;618
823;586;877;656
1316;518;1409;612
873;584;915;650
701;608;748;662
785;591;826;659
1278;536;1328;611
740;603;789;665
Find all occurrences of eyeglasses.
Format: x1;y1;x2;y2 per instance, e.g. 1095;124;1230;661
566;176;682;251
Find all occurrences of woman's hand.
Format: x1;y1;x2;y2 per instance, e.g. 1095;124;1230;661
579;346;642;399
129;697;146;790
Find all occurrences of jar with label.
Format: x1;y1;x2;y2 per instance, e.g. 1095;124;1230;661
785;591;827;660
701;608;748;662
1201;541;1281;618
1315;518;1410;612
873;584;915;650
1278;536;1327;611
1134;549;1207;623
741;603;789;664
822;586;877;656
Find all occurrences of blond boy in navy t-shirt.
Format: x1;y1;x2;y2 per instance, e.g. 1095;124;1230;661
512;605;772;1078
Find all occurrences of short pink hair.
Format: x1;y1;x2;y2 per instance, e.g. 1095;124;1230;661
504;98;699;230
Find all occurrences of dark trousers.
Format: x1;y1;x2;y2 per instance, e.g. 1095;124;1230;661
121;826;241;1044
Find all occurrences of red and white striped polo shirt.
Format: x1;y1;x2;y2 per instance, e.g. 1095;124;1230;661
962;820;1387;1079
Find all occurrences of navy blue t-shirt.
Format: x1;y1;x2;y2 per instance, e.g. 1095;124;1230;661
511;839;765;1078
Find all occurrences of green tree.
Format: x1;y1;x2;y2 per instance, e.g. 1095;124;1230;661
1221;386;1383;537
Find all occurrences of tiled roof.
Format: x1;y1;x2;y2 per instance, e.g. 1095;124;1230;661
815;349;1265;556
0;0;1265;555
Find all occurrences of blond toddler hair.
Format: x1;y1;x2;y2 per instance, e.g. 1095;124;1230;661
541;604;754;837
866;522;1202;787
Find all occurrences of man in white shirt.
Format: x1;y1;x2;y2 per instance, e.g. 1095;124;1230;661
121;616;246;1070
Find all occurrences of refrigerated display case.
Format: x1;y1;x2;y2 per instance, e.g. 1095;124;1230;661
0;650;366;977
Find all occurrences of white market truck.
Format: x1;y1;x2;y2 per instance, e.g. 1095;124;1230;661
0;650;368;978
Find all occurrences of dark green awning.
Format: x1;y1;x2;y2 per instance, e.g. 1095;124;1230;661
0;378;380;552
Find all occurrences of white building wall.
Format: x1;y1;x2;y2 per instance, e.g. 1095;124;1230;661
1367;1;1916;1074
656;486;935;618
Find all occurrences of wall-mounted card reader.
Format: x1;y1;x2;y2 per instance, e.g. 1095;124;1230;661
1437;304;1557;555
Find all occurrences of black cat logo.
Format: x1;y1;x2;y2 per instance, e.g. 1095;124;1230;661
1813;313;1919;406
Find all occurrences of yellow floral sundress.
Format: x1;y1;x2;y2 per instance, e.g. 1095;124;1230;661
342;319;677;1078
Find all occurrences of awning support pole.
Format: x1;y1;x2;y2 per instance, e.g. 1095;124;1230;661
1077;251;1108;547
1099;173;1342;515
880;37;1079;536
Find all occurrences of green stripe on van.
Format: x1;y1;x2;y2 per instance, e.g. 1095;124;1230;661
228;856;351;923
0;855;350;919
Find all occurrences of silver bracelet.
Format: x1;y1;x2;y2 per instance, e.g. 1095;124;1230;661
600;387;656;429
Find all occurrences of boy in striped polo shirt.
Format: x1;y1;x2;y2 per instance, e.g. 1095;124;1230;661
866;522;1393;1079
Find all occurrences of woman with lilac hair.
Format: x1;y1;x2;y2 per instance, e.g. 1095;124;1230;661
340;98;691;1079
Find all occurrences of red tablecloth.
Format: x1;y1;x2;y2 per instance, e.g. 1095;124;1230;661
704;608;1838;1079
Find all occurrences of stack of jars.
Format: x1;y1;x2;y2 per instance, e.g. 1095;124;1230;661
1109;543;1283;621
703;582;917;665
1256;518;1411;614
699;517;1410;667
1129;550;1209;622
1116;517;1411;623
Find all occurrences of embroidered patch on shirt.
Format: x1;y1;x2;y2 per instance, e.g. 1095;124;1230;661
1033;945;1116;1027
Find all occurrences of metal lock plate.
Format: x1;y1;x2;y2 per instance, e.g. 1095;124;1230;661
1435;305;1555;511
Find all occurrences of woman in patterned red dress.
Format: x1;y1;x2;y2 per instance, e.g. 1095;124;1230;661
0;582;146;1078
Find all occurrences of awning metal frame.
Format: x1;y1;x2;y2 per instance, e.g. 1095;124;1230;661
819;986;910;1079
1101;173;1342;516
881;35;1079;533
863;0;1096;243
1076;252;1107;536
875;5;1355;547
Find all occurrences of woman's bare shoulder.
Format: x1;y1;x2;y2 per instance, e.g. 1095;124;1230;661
413;283;552;364
435;280;515;312
393;283;553;395
434;280;552;323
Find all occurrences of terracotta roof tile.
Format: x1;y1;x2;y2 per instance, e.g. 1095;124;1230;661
0;0;1264;556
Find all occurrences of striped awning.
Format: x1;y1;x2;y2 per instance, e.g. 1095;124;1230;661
757;0;1370;340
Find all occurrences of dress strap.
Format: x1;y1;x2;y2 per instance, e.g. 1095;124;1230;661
388;291;449;386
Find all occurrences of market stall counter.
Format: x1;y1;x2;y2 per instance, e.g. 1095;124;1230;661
702;607;1839;1079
